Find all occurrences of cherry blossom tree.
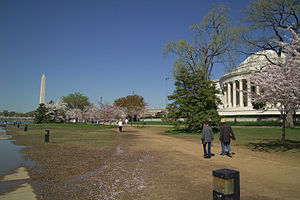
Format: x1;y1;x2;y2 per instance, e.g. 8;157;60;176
45;99;68;122
82;104;101;122
250;29;300;140
65;109;83;123
99;102;123;123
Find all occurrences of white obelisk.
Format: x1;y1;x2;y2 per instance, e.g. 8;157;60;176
39;74;46;104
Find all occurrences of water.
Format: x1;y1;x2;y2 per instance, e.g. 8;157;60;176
0;120;33;125
0;128;34;177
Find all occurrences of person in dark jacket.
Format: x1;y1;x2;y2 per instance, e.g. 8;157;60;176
201;121;214;158
219;118;235;157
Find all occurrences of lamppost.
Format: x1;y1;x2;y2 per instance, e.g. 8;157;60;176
165;77;169;109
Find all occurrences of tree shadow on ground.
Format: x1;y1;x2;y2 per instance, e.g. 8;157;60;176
249;140;300;152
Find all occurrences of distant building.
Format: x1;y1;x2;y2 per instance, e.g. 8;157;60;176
144;108;166;118
216;50;299;121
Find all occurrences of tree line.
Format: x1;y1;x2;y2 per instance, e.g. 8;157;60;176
34;92;147;124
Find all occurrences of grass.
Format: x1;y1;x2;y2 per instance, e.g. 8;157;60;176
227;121;300;126
233;127;300;153
131;120;300;127
129;121;171;125
8;122;300;153
166;126;300;153
7;123;119;150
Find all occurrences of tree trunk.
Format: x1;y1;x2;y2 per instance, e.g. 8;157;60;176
293;111;297;126
286;112;294;128
282;115;286;140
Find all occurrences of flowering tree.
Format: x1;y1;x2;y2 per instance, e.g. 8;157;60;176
250;29;300;140
82;104;100;122
65;109;83;123
45;100;68;123
99;102;123;122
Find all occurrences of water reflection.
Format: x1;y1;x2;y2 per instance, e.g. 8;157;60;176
0;128;34;177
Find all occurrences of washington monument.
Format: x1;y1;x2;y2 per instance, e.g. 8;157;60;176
39;74;45;104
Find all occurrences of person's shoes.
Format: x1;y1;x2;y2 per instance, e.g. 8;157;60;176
211;153;215;156
203;154;208;157
204;155;211;159
227;152;233;158
231;152;235;155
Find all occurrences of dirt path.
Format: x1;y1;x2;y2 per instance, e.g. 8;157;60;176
119;126;300;200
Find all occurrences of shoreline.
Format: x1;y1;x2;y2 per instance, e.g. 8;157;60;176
0;166;36;200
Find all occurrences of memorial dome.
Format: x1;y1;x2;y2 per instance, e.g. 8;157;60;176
217;50;282;116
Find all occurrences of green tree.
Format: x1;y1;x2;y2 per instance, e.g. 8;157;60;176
34;104;50;123
164;4;234;132
164;4;241;81
167;67;221;132
113;94;147;121
1;110;9;117
61;92;90;110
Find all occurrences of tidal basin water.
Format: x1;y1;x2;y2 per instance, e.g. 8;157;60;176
0;128;26;177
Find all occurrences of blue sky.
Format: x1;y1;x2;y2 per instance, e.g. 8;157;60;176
0;0;250;112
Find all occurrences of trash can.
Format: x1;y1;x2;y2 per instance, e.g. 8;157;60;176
45;130;50;142
213;168;240;200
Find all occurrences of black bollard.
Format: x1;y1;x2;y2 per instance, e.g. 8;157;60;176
213;169;240;200
45;130;50;143
24;125;28;132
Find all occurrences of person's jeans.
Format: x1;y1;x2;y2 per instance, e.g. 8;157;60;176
221;142;231;155
203;142;211;156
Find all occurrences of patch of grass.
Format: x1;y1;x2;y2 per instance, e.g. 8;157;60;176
232;127;300;152
232;127;300;144
7;123;119;150
129;121;171;125
165;128;201;135
27;122;116;130
227;121;283;126
249;140;300;153
166;126;300;153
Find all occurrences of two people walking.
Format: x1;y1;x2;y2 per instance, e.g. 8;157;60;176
201;118;235;158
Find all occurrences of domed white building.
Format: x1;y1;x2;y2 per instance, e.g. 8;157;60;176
216;50;287;121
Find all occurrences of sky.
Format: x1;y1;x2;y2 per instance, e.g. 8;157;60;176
0;0;251;112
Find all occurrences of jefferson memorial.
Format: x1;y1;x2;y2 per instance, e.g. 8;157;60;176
216;50;297;121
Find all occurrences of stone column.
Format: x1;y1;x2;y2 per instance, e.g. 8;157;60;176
256;86;260;95
247;79;251;107
232;81;237;107
239;79;243;107
227;82;232;107
223;86;227;107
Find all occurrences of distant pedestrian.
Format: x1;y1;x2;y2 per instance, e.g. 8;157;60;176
219;118;235;157
118;119;123;132
125;118;128;126
201;121;214;158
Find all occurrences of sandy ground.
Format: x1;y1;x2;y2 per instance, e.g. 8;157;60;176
3;126;300;200
124;127;300;200
0;167;36;200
